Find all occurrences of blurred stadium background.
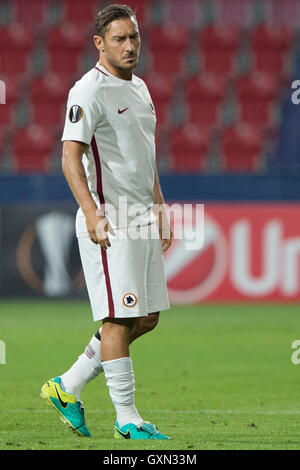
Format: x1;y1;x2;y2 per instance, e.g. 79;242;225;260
0;0;300;304
2;0;300;451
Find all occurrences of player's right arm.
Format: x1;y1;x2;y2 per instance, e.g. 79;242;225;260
62;140;112;249
61;82;113;249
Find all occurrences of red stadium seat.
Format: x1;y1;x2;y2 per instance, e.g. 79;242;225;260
267;0;300;28
214;0;252;27
155;125;167;161
236;71;279;128
148;24;189;77
12;124;54;173
62;0;98;26
185;72;227;130
0;23;33;76
0;74;18;127
142;71;173;127
45;24;86;75
250;24;293;75
199;24;240;76
220;123;264;172
13;0;50;26
31;73;70;127
163;0;200;28
169;123;211;171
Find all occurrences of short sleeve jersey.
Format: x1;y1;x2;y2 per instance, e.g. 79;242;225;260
61;62;157;230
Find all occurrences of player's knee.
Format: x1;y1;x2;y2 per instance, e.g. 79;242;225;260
102;317;135;339
143;312;159;333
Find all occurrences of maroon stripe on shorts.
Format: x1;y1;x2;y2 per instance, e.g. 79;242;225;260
91;136;115;318
100;247;115;318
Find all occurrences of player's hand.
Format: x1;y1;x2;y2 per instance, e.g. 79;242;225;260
85;209;115;249
159;224;173;253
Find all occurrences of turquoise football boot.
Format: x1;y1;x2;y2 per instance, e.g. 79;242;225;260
114;421;169;440
40;376;91;437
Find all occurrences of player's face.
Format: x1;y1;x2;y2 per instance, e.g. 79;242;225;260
99;17;140;72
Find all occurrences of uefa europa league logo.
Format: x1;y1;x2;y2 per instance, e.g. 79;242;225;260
0;80;6;104
35;212;75;296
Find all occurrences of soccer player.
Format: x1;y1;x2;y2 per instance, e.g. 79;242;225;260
40;4;173;440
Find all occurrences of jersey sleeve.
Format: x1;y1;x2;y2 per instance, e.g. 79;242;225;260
61;86;101;145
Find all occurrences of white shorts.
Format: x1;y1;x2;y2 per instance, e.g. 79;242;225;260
76;217;170;321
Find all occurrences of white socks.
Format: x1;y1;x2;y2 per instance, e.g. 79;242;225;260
60;333;103;400
60;333;143;428
102;357;144;428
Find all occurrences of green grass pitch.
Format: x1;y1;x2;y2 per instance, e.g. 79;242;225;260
0;300;300;450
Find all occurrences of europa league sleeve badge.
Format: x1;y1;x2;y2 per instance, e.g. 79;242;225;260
68;105;83;123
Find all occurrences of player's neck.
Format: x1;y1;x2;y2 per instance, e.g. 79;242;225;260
99;58;133;81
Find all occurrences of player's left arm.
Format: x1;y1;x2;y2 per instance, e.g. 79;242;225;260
153;167;173;252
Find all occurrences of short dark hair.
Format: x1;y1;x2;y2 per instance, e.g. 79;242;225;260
95;4;137;38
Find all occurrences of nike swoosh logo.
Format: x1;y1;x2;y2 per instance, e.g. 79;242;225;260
118;107;129;114
55;384;68;408
115;427;131;439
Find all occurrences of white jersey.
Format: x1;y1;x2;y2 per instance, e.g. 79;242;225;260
61;62;157;231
